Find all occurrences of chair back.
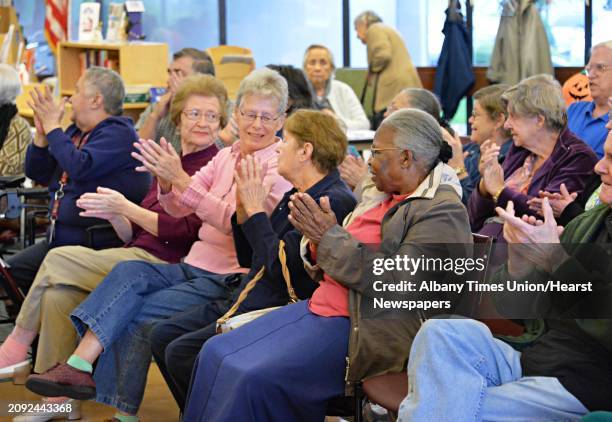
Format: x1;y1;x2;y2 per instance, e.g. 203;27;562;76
206;45;255;100
16;83;45;118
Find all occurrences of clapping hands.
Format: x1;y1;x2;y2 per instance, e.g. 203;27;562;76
132;137;191;193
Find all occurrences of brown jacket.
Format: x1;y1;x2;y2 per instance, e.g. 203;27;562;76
303;163;471;394
366;23;422;113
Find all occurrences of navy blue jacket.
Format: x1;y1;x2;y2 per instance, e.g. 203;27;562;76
231;169;357;312
434;3;475;119
25;116;151;248
460;139;512;205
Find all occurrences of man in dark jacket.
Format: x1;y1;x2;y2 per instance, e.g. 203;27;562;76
7;66;150;293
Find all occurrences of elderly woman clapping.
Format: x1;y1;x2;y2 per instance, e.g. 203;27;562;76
183;108;472;421
23;69;293;420
468;78;598;242
149;109;357;411
0;75;223;397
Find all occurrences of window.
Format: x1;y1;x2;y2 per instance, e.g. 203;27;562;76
349;0;396;68
422;0;450;66
472;1;504;66
227;0;342;68
592;0;612;47
349;0;446;67
538;0;585;66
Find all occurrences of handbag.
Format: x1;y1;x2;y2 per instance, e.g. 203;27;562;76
216;240;299;333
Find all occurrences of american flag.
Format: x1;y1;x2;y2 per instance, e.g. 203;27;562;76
45;0;69;54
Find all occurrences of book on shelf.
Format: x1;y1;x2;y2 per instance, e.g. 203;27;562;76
77;49;120;77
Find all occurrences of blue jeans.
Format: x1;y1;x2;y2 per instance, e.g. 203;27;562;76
70;260;239;414
398;319;589;421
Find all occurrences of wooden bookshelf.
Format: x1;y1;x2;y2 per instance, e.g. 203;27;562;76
57;41;169;120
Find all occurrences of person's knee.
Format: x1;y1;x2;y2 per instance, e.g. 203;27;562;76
200;334;228;365
164;339;190;378
41;286;85;316
43;246;74;263
111;260;150;275
416;318;484;348
236;360;280;396
150;322;175;359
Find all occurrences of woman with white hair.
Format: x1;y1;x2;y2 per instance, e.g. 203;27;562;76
183;108;472;421
469;77;599;243
24;68;293;421
303;44;370;130
0;64;31;176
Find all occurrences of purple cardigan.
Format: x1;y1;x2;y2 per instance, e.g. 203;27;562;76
126;144;218;262
468;128;598;242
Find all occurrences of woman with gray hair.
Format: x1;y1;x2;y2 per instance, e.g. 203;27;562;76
303;44;370;130
0;64;31;176
340;87;457;191
24;68;293;420
468;77;598;243
184;108;471;421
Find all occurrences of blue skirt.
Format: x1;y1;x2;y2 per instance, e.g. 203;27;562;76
184;300;350;422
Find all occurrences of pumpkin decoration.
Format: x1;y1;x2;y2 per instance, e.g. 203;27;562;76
562;72;592;106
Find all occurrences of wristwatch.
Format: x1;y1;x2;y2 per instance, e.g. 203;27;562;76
455;165;468;178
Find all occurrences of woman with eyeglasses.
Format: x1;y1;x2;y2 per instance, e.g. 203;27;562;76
23;69;293;422
469;76;598;244
182;108;471;421
147;109;357;412
455;84;513;204
1;74;223;420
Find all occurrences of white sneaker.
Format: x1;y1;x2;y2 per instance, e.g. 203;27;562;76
12;399;81;421
0;360;30;383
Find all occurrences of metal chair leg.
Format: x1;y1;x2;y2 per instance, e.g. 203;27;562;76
354;381;364;422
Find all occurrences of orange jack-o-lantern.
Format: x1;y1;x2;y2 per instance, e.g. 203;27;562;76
562;72;592;106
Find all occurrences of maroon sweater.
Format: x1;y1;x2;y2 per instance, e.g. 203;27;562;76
126;144;218;262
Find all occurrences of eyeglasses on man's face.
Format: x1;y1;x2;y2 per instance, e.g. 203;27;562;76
585;62;611;76
239;109;283;126
183;109;220;123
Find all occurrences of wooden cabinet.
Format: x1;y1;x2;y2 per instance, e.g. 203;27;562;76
57;41;169;121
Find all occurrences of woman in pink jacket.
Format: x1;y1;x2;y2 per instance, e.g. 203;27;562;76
24;69;293;421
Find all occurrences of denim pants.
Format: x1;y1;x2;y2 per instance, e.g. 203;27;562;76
398;319;589;422
70;260;240;414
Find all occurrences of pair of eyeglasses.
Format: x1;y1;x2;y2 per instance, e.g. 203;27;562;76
585;63;611;76
370;146;406;157
183;109;220;123
239;109;283;126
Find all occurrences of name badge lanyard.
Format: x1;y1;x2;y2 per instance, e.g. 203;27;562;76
48;132;91;244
